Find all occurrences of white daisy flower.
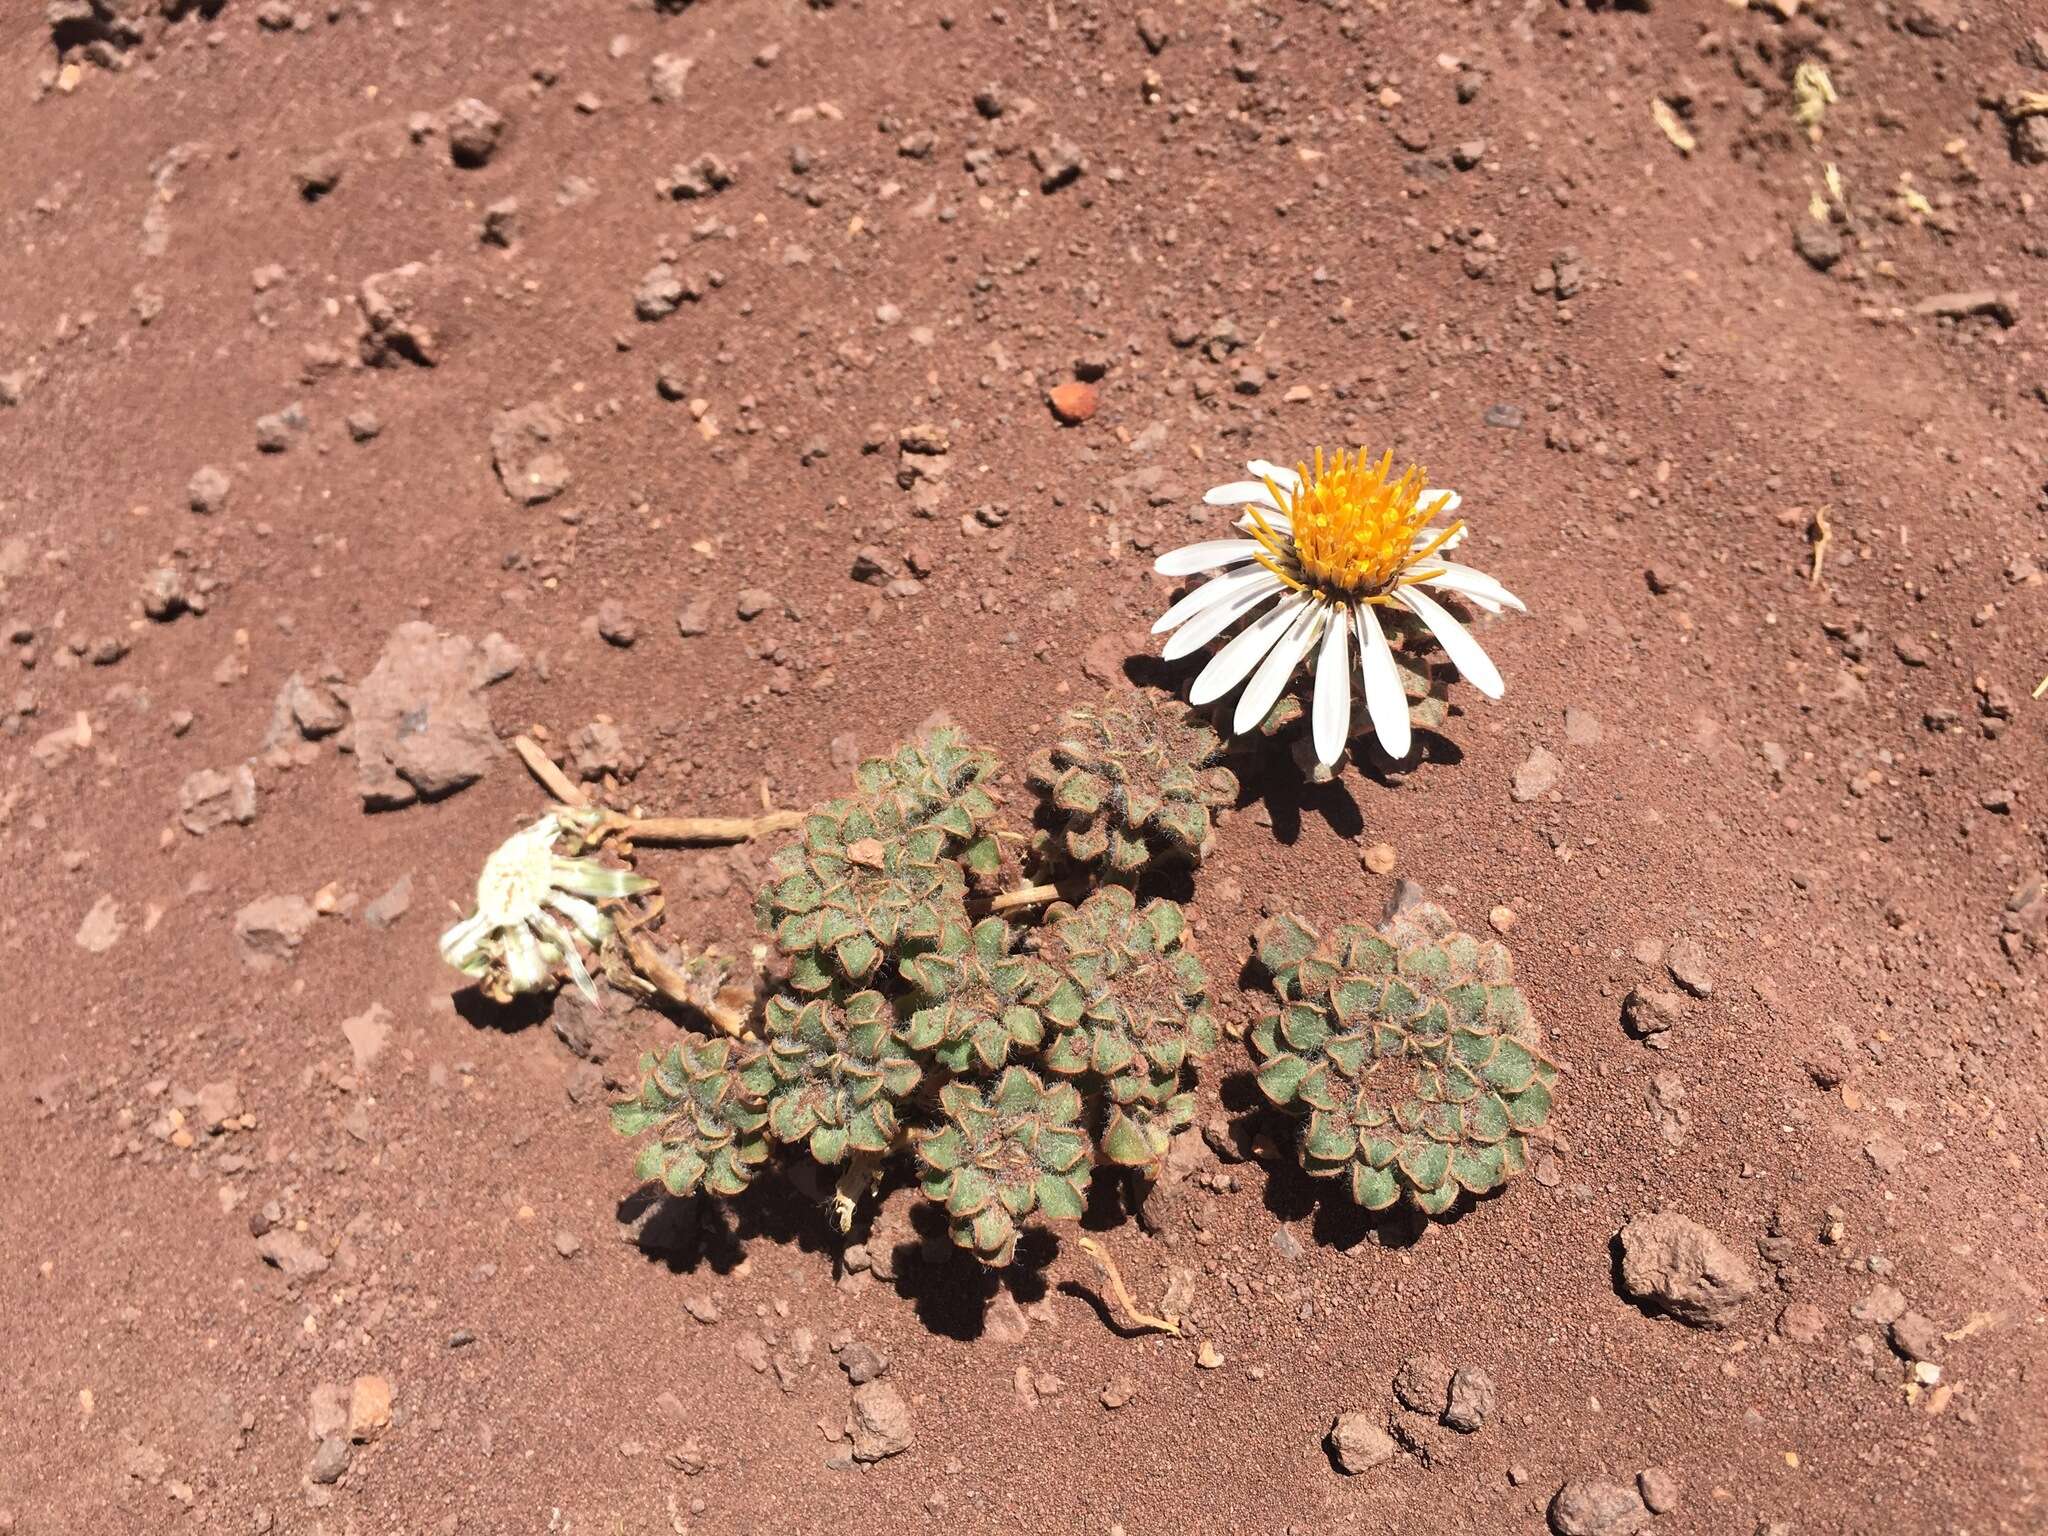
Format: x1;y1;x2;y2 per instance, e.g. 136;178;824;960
1150;448;1525;767
439;813;655;1004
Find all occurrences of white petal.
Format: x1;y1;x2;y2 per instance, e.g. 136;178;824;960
545;889;611;945
1153;564;1275;635
1202;480;1286;512
1189;593;1308;707
1354;604;1413;761
1237;509;1291;537
439;912;490;967
1153;538;1264;577
1397;586;1505;700
1247;460;1303;492
1418;562;1525;615
503;924;550;991
535;910;600;1003
1421;487;1461;517
550;858;653;899
1311;604;1353;767
1162;574;1284;661
1233;601;1323;735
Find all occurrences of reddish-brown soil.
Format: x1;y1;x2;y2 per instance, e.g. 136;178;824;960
4;2;2046;1532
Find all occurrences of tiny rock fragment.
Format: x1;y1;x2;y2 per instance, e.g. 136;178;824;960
358;262;452;368
308;1434;350;1485
1031;137;1085;193
838;1341;888;1384
292;150;344;200
735;588;776;621
1665;937;1714;997
634;261;699;322
1890;1311;1941;1363
74;895;124;955
445;97;506;167
142;566;188;621
1622;986;1682;1043
848;1382;913;1462
1793;223;1843;273
340;1003;392;1074
233;895;317;971
1361;842;1397;875
597;600;639;648
1511;746;1561;802
352;621;499;808
307;1382;347;1442
1047;380;1098;425
1776;1301;1826;1344
255;1227;330;1281
347;1376;392;1443
179;765;259;835
1636;1468;1679;1515
287;676;346;739
480;197;519;247
1912;290;2020;327
188;465;231;516
649;52;694;104
1616;1210;1758;1329
1443;1366;1495;1432
363;876;412;931
1393;1354;1453;1416
1550;1479;1650;1536
1100;1375;1136;1409
1327;1412;1396;1474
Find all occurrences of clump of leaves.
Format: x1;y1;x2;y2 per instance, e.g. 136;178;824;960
1026;687;1237;879
1249;902;1555;1214
1043;885;1217;1176
900;915;1059;1074
854;725;1004;877
610;1034;771;1197
916;1067;1090;1265
610;721;1245;1270
753;797;968;992
758;989;923;1166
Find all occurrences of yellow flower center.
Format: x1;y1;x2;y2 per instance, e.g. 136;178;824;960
1245;447;1463;603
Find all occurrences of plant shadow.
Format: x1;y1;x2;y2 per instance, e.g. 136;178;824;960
1219;1068;1491;1251
616;1169;841;1278
887;1198;1056;1342
451;985;553;1035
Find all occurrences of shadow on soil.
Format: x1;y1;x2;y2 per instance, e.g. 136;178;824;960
1218;1068;1499;1248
